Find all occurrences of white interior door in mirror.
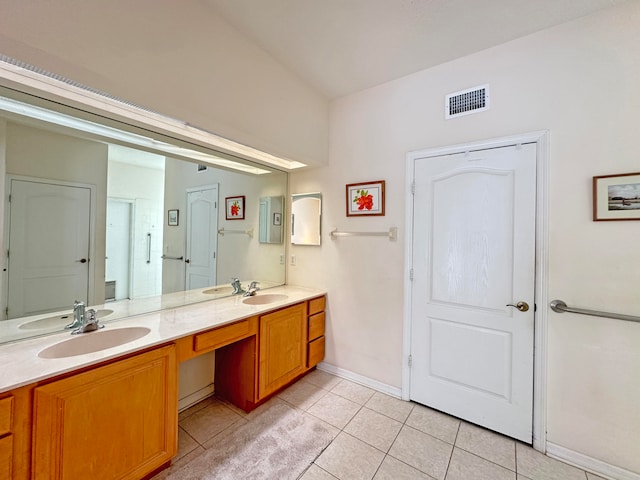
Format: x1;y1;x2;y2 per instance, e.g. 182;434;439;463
6;179;92;319
185;185;218;289
291;193;321;246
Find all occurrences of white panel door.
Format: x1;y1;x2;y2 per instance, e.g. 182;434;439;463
7;179;91;318
185;186;218;290
410;143;536;442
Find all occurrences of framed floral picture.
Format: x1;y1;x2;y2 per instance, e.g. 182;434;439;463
225;195;245;220
346;180;385;216
593;172;640;221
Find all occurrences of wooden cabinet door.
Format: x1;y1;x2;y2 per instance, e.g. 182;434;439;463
259;303;306;399
32;345;177;480
0;435;12;480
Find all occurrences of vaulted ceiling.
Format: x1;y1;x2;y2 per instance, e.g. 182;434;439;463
205;0;628;98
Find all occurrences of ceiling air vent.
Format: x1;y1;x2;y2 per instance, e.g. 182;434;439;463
445;84;489;119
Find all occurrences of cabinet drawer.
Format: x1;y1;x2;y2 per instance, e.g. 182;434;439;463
308;312;325;342
307;336;325;368
308;296;325;316
0;434;13;480
194;319;253;353
0;396;12;437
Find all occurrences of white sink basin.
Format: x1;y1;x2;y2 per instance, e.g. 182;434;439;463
19;309;114;330
202;286;233;295
242;294;288;305
38;326;151;359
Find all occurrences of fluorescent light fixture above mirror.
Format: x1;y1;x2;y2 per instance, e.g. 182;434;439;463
0;57;307;172
0;96;272;175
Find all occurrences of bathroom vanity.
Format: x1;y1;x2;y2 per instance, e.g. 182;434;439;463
0;286;326;480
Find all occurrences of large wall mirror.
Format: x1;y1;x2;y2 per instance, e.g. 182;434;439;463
0;88;287;343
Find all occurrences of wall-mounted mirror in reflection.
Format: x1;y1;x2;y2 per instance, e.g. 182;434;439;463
291;193;321;246
0;91;287;344
259;196;284;244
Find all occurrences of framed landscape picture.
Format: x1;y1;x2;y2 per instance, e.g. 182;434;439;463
167;209;179;226
593;172;640;221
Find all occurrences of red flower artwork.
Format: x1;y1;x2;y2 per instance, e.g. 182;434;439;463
353;189;374;210
225;196;245;220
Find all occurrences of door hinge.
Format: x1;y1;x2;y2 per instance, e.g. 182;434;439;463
8;194;11;203
213;252;216;259
5;307;8;317
409;268;414;281
408;355;413;367
215;201;217;209
411;182;415;195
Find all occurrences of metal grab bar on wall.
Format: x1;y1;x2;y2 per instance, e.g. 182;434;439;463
218;227;254;238
329;227;398;241
146;233;151;264
161;255;184;261
550;299;640;324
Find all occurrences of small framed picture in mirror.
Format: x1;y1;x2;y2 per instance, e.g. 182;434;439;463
226;196;245;220
273;212;282;226
168;209;179;226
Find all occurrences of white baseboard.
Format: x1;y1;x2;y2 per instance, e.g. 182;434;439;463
316;362;402;398
546;442;640;480
178;384;214;412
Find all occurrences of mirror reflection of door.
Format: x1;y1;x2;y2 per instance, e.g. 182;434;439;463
6;178;92;319
105;199;133;301
185;185;219;289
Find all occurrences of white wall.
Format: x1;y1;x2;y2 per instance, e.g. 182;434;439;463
290;2;640;474
0;0;329;166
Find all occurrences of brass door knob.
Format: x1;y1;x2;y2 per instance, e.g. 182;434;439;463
506;301;529;312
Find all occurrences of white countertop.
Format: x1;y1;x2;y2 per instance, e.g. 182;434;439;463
0;285;325;394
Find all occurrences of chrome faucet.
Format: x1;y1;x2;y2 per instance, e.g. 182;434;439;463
231;278;245;295
67;300;104;334
72;308;103;334
243;281;260;297
65;300;86;330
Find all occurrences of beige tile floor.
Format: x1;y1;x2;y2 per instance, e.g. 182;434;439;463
157;370;607;480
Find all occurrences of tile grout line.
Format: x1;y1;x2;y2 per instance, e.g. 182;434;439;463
455;446;520;476
299;377;351;479
442;421;461;480
377;410;423;480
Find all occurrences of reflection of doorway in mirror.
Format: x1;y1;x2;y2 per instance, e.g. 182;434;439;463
107;148;165;300
106;199;133;301
5;178;93;319
186;185;219;290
